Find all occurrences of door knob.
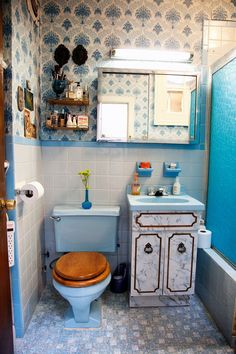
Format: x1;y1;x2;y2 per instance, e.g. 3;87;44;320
0;199;16;210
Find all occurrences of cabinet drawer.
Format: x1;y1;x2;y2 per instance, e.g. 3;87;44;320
131;233;163;295
132;211;199;231
163;232;197;295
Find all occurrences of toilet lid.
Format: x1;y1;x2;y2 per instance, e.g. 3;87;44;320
54;252;107;281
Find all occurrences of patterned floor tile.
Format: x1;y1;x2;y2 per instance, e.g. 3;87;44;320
15;286;234;354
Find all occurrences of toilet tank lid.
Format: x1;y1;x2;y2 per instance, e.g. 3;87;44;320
52;205;120;217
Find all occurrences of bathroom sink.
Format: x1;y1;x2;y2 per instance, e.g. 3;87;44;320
136;196;189;204
127;194;205;211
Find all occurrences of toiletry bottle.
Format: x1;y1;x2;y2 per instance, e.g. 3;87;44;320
66;114;73;127
131;173;141;195
72;115;77;127
83;84;89;104
51;110;58;127
75;82;83;101
173;176;181;195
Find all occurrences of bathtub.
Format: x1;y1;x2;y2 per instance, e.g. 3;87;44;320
196;248;236;349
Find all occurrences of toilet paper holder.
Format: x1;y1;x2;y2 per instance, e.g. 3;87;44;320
15;189;34;198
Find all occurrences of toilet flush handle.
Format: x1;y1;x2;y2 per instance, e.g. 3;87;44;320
50;216;61;222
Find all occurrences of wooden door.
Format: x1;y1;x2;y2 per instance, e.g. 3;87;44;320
0;4;14;354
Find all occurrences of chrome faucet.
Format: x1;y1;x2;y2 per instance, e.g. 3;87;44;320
155;186;168;197
147;186;168;196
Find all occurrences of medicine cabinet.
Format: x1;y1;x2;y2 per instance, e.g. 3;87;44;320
97;64;200;144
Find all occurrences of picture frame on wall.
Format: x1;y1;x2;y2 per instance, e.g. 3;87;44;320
17;86;24;111
24;88;34;111
24;108;37;139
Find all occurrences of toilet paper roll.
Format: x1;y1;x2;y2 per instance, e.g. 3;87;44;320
20;181;44;203
197;229;212;249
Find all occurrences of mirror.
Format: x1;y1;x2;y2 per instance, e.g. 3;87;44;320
97;68;199;144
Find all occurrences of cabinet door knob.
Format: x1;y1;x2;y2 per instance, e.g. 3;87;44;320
177;242;186;254
144;242;153;254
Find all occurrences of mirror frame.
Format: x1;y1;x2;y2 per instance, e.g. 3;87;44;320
97;64;200;144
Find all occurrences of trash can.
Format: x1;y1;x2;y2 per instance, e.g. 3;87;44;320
110;263;128;293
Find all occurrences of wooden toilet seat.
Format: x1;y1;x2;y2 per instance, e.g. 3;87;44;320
52;252;110;288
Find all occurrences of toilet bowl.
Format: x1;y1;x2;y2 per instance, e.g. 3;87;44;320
51;205;120;328
52;252;111;328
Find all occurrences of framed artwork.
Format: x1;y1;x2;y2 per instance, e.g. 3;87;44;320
24;88;34;111
24;109;37;139
31;124;37;138
17;86;24;111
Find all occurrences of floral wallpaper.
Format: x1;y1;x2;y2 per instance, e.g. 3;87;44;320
3;0;41;138
40;0;236;142
4;0;236;140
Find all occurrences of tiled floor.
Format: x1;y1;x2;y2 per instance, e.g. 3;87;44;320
15;286;234;354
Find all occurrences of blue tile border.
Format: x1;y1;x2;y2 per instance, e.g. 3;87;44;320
41;140;205;150
13;136;41;146
10;134;205;149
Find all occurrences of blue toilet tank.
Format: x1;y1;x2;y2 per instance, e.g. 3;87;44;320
52;205;120;253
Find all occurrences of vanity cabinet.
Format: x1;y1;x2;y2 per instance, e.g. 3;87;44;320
129;210;200;307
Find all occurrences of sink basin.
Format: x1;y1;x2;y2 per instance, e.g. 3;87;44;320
127;194;205;211
136;196;189;204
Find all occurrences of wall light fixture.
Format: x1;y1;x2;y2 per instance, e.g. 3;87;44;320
110;48;194;63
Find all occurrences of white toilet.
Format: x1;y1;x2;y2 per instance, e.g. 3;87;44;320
51;205;120;328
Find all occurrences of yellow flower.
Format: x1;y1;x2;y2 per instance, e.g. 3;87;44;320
78;169;91;189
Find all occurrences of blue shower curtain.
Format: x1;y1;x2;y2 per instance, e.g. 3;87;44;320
206;56;236;266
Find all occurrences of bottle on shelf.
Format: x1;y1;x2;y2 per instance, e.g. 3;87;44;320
66;114;73;127
131;172;141;195
173;176;181;195
46;117;52;128
66;82;76;99
75;82;83;101
72;115;77;127
83;84;89;104
51;110;58;127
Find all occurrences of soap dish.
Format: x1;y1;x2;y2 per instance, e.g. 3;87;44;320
163;162;181;177
136;162;153;177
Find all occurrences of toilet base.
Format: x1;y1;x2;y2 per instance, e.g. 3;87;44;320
64;299;101;329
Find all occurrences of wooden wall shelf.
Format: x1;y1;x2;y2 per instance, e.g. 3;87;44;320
46;126;88;131
47;98;89;106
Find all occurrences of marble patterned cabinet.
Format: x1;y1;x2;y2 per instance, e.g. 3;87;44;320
129;210;201;307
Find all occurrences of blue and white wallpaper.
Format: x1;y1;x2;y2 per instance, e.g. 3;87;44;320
4;0;236;141
3;0;41;138
40;0;236;141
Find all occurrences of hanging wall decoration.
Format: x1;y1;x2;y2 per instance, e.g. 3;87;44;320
24;109;36;139
52;44;70;80
72;45;88;66
17;86;24;111
26;0;40;26
24;88;34;111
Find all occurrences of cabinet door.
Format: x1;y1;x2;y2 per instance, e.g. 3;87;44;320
131;233;164;295
163;232;197;295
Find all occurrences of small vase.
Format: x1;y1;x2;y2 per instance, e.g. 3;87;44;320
52;79;66;98
82;189;92;209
